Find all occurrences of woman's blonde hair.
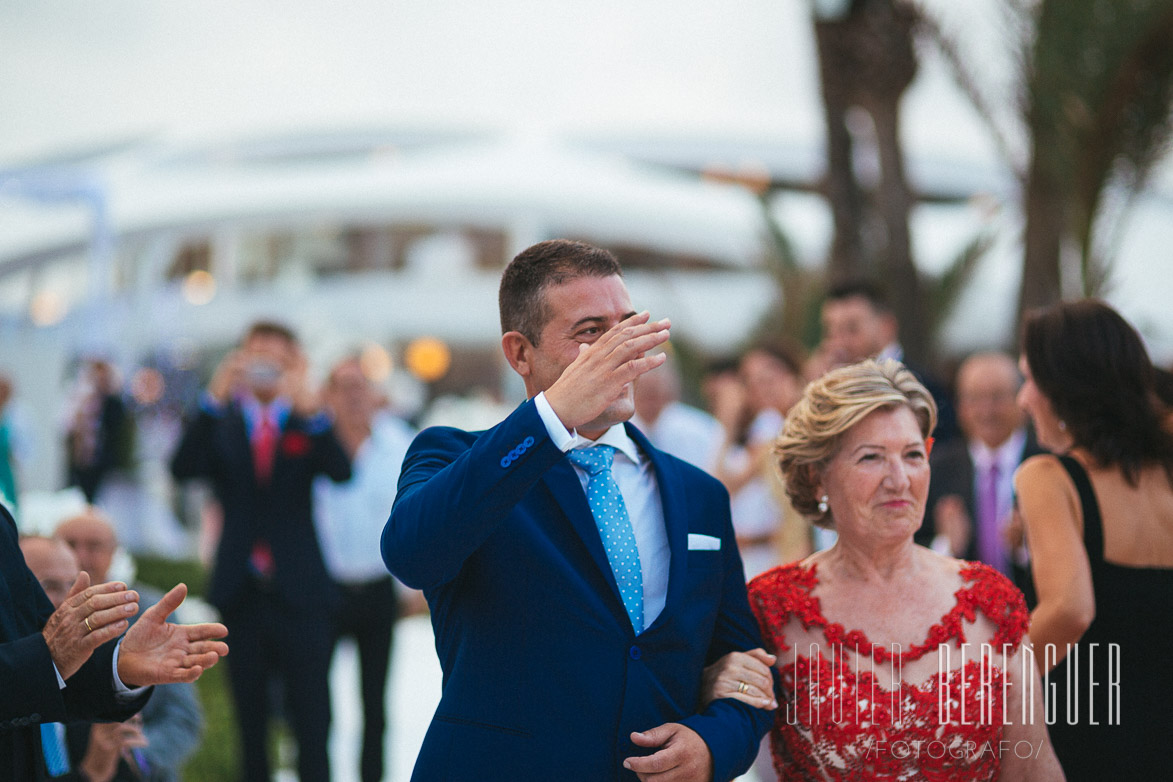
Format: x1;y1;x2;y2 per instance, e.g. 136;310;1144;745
775;359;936;527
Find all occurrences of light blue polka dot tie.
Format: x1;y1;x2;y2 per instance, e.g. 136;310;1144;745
567;445;645;633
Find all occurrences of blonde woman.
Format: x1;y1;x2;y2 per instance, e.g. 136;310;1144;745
703;360;1062;781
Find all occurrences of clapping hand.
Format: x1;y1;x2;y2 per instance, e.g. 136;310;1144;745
117;583;228;687
42;573;139;681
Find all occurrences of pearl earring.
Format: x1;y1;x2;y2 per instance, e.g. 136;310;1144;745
1059;421;1067;431
818;495;829;514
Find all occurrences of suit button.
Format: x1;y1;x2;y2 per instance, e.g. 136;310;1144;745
30;713;39;722
629;645;641;661
523;436;535;448
500;456;511;468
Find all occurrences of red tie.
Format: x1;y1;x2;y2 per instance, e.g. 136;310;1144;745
253;415;277;484
250;413;278;579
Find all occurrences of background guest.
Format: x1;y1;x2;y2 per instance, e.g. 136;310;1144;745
712;341;810;576
1015;299;1173;780
315;355;415;782
631;349;724;473
920;351;1045;603
55;509;203;782
171;321;350;782
64;360;128;504
0;371;32;516
819;280;958;441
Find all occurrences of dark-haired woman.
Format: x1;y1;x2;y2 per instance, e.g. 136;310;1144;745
1015;298;1173;780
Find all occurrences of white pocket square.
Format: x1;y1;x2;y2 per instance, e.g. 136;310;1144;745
687;533;721;551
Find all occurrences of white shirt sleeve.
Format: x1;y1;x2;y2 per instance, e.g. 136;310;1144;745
533;392;577;452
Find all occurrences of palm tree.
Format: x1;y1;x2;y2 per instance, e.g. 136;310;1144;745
927;0;1173;319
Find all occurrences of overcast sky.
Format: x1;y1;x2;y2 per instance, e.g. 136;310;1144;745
0;0;1004;166
2;0;1171;358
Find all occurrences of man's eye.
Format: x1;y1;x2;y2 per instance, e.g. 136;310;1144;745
579;328;601;337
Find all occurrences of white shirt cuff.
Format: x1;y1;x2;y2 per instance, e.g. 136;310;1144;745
111;639;150;702
533;392;576;452
54;663;65;689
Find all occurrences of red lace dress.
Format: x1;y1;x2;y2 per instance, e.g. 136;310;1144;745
748;561;1029;781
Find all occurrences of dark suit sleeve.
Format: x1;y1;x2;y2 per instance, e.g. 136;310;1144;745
309;421;351;483
677;488;775;782
170;406;218;482
1;506;148;729
382;399;564;590
0;632;67;725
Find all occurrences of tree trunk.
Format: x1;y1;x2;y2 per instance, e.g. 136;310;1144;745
815;20;867;284
1018;144;1065;321
871;100;928;363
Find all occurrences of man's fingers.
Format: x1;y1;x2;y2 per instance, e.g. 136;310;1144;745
624;746;679;775
599;317;670;355
75;589;140;618
619;352;668;384
86;602;139;632
64;571;91;601
86;618;130;649
184;623;229;643
612;329;672;365
66;579;129;610
146;583;188;622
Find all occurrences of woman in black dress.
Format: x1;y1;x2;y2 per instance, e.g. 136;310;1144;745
1015;299;1173;780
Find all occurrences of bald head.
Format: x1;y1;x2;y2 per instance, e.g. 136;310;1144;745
55;509;118;583
20;536;80;609
956;351;1025;449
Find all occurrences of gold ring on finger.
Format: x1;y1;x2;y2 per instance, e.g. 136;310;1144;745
84;616;93;633
737;680;749;695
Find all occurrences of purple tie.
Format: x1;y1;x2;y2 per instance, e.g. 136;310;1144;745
977;462;1005;573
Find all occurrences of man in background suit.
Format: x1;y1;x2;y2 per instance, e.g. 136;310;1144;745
171;321;351;782
918;351;1045;602
383;240;774;782
819;280;959;442
1;503;227;780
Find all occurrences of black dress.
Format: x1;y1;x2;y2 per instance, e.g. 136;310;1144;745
1048;456;1173;780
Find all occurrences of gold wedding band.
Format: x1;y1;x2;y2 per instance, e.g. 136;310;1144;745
84;616;93;633
737;680;749;695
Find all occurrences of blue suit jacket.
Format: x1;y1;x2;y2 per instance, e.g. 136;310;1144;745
382;400;772;782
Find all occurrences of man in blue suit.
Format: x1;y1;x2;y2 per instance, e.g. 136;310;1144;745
383;240;774;781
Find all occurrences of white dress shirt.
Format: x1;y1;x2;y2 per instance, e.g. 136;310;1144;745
631;401;724;474
534;392;670;631
314;411;416;584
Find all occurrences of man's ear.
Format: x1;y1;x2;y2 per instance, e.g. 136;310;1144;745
501;331;534;379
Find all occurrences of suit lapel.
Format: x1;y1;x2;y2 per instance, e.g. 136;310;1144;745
625;424;688;616
541;459;625;606
542;426;689;629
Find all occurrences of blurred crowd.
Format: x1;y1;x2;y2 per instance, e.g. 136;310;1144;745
4;273;1173;781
